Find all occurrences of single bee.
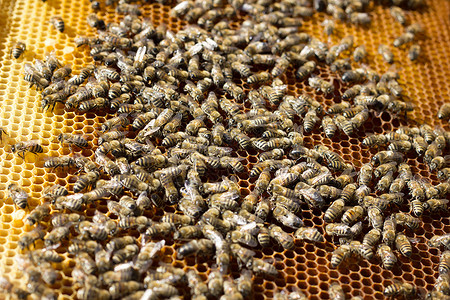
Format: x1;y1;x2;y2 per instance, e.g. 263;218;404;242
296;61;316;80
395;233;413;257
362;134;387;147
439;251;450;275
308;76;334;94
366;206;383;229
44;225;70;246
407;177;425;200
295;226;324;242
328;283;345;300
353;45;367;62
376;170;394;192
412;135;428;155
11;41;26;59
18;226;45;249
429;234;450;250
49;16;65;32
409;44;421;61
406;23;424;35
52;213;84;227
77;286;110;300
73;171;99;193
8;183;29;209
24;63;49;89
395;212;420;230
363;228;382;247
324;199;345;222
227;230;258;248
223;81;245;102
56;133;88;148
328;102;351;114
269;224;295;250
326;223;352;237
320;19;335;35
372;150;403;166
101;113;130;132
377;244;397;270
393;32;415;47
26;203;50;226
423;199;449;212
384;281;415;297
86;13;105;29
252;258;278;277
378;44;394;64
331;244;352;268
438;103;450;120
342;205;364;224
321;116;337;138
177;239;215;259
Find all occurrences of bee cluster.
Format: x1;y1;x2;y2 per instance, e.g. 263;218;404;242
2;0;449;299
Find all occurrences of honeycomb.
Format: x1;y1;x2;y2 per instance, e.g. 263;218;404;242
0;0;449;299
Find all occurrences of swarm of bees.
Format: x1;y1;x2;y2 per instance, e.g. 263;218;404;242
2;0;448;298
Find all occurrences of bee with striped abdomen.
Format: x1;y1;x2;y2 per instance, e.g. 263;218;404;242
11;41;26;59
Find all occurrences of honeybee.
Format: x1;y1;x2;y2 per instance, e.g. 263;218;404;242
18;226;45;249
223;81;245;102
331;244;351;268
8;183;29;209
12;140;44;159
326;223;352;237
406;23;424;35
377;244;397;270
429;234;450;249
52;65;72;82
101;113;130;132
77;286;110;300
308;76;334;94
372;150;404;166
409;44;421;61
269;224;295;250
296;61;316;80
324;199;345;222
423;199;449;212
134;240;165;271
365;206;383;229
412;135;428;156
362;228;382;248
56;133;88;148
295;181;325;208
227;230;258;248
207;269;224;298
439;251;450;275
295;226;324;242
353;45;367;62
395;212;420;230
357;163;372;186
44;225;70;246
393;32;415;47
252;258;278;277
26;203;51;226
407;177;425;200
177;239;215;259
49;16;65;32
378;44;394;64
320;116;336;138
328;102;351;114
376;170;394;192
384;281;415;297
11;41;26;59
438;103;450;120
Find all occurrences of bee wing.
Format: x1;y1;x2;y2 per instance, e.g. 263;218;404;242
134;46;147;63
114;261;134;272
239;222;259;233
24;63;37;75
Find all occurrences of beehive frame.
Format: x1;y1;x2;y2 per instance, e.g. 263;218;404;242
0;0;449;299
